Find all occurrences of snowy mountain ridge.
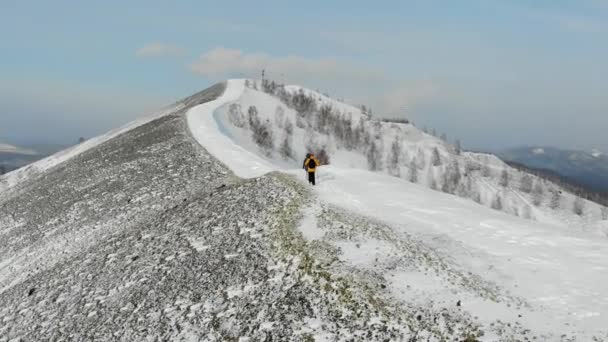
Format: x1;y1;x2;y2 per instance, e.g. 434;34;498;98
206;79;607;236
1;80;608;340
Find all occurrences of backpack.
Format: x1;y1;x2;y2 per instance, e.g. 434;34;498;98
307;158;317;169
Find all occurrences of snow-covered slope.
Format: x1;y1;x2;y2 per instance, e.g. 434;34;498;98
191;79;607;236
184;79;608;340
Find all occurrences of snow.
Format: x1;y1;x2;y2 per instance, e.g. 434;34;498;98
312;166;608;336
532;147;545;154
185;78;608;338
591;149;603;158
187;79;275;178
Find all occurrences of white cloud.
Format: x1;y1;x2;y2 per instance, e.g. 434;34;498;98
0;143;37;155
189;47;384;84
136;43;186;58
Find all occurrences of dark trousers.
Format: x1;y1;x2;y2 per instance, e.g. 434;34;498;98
308;171;316;185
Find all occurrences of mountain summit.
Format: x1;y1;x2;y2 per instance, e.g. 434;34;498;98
1;80;608;341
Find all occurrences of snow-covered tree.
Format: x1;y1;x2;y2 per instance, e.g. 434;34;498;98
431;147;442;166
454;139;462;155
248;105;260;128
440;133;447;142
499;170;510;187
248;106;273;154
416;149;426;170
482;164;492;177
228;103;247;128
428;168;438;190
244;79;250;88
602;206;608;220
573;197;585;216
409;158;418;183
532;183;544;206
284;119;294;136
442;160;461;194
491;194;503;210
279;136;293;160
388;137;401;176
274;106;285;128
520;174;533;193
550;190;561;209
367;140;382;171
316;147;330;165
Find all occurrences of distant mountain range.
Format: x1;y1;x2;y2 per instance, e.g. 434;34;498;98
497;146;608;193
0;142;66;174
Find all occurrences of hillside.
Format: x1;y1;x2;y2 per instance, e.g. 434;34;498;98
1;80;608;341
498;146;608;194
207;79;608;236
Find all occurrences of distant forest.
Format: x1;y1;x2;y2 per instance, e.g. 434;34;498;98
506;160;608;207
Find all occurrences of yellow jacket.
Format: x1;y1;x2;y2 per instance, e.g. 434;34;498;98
304;156;320;172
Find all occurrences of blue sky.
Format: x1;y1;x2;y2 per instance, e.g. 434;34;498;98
1;0;607;151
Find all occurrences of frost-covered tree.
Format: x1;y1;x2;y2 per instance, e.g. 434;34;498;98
573;197;585;216
550;190;561;209
409;158;418;183
442;160;461;194
428;168;438;190
228;103;247;128
279;136;293;160
284;119;294;136
491;194;503;210
253;119;274;154
388;137;401;176
532;183;544;206
472;191;482;204
248;106;274;154
416;149;426;170
499;170;510;187
482;164;492;177
316;105;332;133
248;105;260;128
367;140;382;171
274;106;285;128
520;174;533;193
431;147;442;166
316;147;330;165
279;118;294;160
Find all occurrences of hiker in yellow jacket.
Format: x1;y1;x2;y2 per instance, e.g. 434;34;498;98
303;153;320;185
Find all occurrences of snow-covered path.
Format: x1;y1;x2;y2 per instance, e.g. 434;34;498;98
187;79;275;178
186;79;608;338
